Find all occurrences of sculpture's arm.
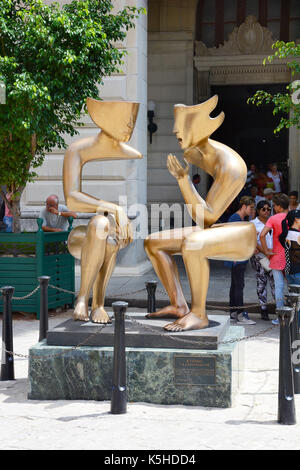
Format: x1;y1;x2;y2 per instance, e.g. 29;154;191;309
167;153;209;227
167;143;245;227
63;139;131;243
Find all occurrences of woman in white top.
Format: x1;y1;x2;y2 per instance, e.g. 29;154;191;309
267;163;283;193
250;200;275;320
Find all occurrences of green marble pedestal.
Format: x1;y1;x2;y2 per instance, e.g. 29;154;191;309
28;323;245;408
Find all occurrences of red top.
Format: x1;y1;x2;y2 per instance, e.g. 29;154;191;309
265;213;287;270
4;194;12;217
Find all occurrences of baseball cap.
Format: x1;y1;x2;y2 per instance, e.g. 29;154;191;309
263;188;275;195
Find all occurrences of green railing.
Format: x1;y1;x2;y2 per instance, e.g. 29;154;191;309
0;218;75;318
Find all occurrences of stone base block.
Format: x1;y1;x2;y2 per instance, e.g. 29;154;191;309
28;324;244;408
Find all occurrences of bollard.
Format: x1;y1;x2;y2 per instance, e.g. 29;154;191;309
110;301;128;415
38;276;50;342
1;286;15;381
277;306;296;425
288;284;300;325
145;280;157;313
285;293;300;394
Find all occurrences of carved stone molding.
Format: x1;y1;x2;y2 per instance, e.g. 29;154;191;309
195;15;276;56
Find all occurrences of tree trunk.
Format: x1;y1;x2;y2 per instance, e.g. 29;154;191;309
11;198;21;233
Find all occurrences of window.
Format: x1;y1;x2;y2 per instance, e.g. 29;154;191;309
196;0;300;46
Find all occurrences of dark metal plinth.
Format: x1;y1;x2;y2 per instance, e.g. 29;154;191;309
46;313;230;350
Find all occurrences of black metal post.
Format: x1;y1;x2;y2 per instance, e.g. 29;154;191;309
1;286;15;381
110;301;128;415
287;284;300;394
285;293;300;395
277;307;296;425
145;280;157;313
38;276;50;342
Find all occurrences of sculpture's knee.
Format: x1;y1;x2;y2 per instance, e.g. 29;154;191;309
144;236;158;258
182;231;209;256
88;215;109;240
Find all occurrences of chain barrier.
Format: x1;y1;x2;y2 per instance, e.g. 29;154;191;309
48;284;267;311
4;317;114;360
12;285;40;301
2;281;277;361
4;313;277;361
124;315;277;347
48;283;147;298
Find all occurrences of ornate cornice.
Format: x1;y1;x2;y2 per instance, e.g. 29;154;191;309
195;15;276;56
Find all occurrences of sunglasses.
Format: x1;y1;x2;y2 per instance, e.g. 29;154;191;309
261;207;271;212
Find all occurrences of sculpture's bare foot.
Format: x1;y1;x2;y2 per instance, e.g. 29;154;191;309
164;312;209;332
91;306;112;324
146;305;189;319
73;298;89;322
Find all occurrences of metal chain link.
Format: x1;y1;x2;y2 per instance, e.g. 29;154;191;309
48;284;266;310
4;314;277;361
125;315;277;347
156;287;265;310
125;315;277;345
3;281;277;360
12;285;40;301
4;316;114;360
48;284;76;295
48;283;147;298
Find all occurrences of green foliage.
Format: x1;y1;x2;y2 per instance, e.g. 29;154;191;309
0;0;145;230
247;41;300;134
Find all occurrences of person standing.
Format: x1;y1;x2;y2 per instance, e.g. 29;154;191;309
39;194;77;232
267;163;283;193
228;196;256;325
279;209;300;323
288;191;300;211
250;186;263;206
263;188;275;215
250;200;275;321
259;193;289;325
3;192;13;232
244;164;257;195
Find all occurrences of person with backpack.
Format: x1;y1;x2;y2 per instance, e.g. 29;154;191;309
259;193;289;324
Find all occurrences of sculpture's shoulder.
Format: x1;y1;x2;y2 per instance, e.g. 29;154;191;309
64;135;99;161
119;142;143;160
209;138;247;177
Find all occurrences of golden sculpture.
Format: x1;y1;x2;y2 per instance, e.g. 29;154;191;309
63;99;142;323
144;95;256;331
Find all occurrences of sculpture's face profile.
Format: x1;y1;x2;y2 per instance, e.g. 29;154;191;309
86;98;139;142
173;95;225;150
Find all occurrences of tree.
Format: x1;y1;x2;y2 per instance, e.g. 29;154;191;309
0;0;145;232
248;40;300;135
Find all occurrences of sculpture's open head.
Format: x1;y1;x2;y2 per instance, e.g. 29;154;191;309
86;98;139;142
173;95;225;149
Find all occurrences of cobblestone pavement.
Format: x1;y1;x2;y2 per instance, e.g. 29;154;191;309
0;308;300;450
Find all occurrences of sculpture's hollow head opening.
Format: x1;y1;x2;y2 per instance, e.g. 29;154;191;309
173;95;225;150
86;98;139;142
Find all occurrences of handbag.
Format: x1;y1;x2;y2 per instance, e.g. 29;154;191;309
258;255;271;272
284;242;291;275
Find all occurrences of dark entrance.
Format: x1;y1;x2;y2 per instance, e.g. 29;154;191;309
210;84;289;185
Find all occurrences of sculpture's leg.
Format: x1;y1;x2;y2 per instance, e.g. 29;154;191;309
73;215;109;321
144;227;196;319
91;241;118;324
164;222;257;331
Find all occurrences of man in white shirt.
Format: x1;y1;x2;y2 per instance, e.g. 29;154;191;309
39;194;77;232
250;200;275;320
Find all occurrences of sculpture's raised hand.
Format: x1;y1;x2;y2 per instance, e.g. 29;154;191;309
167;153;189;180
